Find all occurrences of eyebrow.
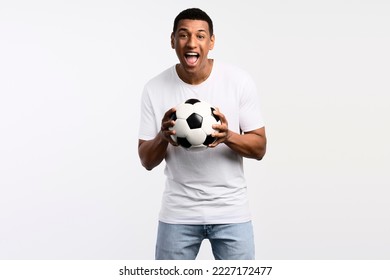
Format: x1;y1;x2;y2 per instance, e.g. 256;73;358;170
177;28;207;33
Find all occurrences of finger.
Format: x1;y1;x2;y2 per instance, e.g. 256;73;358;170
208;137;222;148
164;107;176;120
160;127;178;145
212;107;222;119
212;130;228;139
162;119;175;130
212;123;223;130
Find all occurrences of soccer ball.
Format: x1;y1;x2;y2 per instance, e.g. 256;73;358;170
170;98;220;151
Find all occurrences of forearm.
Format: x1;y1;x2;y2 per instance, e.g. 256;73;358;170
224;130;266;160
138;132;169;170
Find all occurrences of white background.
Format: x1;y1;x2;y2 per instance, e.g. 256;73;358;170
1;0;389;260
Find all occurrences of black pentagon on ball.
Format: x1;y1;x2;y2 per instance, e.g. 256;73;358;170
203;135;216;146
186;113;203;129
185;98;201;105
177;137;192;149
211;108;220;122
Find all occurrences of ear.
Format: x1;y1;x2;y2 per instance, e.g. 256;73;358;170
209;34;215;50
170;32;175;49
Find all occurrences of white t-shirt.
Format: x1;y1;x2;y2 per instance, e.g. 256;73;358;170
138;61;264;224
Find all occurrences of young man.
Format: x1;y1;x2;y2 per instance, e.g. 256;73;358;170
138;8;267;260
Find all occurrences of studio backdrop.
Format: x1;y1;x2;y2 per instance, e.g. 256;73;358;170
1;0;389;259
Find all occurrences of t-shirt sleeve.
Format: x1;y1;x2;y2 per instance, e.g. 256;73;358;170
239;75;265;132
138;85;158;141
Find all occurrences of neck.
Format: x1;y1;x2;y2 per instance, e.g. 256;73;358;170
176;59;214;85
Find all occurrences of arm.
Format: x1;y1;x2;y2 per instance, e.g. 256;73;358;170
209;109;267;160
224;127;266;160
138;107;177;170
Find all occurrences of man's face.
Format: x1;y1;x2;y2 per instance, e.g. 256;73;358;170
171;19;215;75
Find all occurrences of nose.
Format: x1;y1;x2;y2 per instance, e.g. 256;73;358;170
186;34;196;48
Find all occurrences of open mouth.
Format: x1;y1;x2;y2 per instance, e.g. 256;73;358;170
184;52;200;65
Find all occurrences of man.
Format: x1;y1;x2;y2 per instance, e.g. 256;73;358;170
138;8;266;260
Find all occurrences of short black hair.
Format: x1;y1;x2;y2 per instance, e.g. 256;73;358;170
173;8;214;36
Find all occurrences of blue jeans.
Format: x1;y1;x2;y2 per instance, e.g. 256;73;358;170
155;221;255;260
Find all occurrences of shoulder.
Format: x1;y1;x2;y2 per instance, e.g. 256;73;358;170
212;61;255;90
144;65;176;89
214;61;253;81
